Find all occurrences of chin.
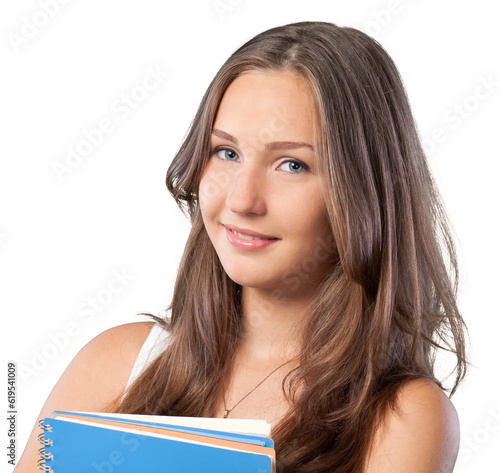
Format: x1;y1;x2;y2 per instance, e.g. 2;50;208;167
224;272;272;289
221;263;278;289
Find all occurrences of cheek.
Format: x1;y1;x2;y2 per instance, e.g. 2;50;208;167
198;177;210;215
292;198;332;251
198;163;230;211
198;187;216;235
286;189;329;231
199;172;231;243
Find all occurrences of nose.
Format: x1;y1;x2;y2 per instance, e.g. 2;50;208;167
226;164;266;216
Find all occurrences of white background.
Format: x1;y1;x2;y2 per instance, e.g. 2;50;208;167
1;1;499;471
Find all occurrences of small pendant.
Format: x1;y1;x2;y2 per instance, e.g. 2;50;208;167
223;410;229;418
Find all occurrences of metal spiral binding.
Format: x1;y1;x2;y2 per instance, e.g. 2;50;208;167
37;419;54;472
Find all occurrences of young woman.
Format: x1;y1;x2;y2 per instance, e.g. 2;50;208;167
16;21;468;472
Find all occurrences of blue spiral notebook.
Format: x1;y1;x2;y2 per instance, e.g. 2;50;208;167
37;410;275;472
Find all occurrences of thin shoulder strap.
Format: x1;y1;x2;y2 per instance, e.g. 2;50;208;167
122;323;170;396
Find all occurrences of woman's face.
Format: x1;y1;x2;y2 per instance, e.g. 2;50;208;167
199;71;334;298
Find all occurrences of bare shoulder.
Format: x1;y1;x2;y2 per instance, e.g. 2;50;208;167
48;321;156;409
79;322;156;375
14;321;155;473
363;378;460;473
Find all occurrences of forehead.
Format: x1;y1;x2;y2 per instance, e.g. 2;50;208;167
213;71;317;145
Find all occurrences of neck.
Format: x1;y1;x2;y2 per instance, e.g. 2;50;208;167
238;285;314;363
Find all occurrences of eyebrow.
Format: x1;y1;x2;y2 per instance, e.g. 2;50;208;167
212;129;314;151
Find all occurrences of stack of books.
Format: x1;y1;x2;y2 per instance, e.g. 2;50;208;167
37;410;275;472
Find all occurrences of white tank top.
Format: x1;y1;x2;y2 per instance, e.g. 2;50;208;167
123;323;171;394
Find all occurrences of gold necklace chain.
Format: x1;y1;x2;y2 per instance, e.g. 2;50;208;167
222;358;294;418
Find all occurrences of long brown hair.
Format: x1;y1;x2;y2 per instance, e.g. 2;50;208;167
114;21;468;472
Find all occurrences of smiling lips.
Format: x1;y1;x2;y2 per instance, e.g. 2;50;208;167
223;224;280;250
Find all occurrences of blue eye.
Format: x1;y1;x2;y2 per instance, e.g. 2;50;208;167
211;147;309;174
214;148;239;161
279;160;308;173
